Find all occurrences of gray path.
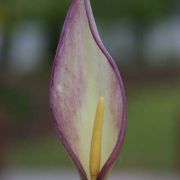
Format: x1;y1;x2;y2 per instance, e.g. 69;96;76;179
1;169;180;180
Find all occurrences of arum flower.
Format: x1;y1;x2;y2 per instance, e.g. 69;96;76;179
50;0;126;179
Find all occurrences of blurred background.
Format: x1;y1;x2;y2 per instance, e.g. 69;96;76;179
0;0;180;179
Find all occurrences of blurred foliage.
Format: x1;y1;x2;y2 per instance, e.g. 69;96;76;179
0;0;174;27
0;87;30;124
91;0;175;25
1;0;174;68
0;0;177;69
7;0;69;23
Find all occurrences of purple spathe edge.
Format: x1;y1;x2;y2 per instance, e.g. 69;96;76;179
50;0;127;180
50;0;88;179
83;0;127;179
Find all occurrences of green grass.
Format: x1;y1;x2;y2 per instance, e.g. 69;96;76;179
118;82;180;170
7;82;180;170
7;135;71;168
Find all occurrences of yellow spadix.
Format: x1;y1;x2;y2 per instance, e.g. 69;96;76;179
90;97;104;180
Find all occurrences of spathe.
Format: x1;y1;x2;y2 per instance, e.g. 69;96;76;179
50;0;126;179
